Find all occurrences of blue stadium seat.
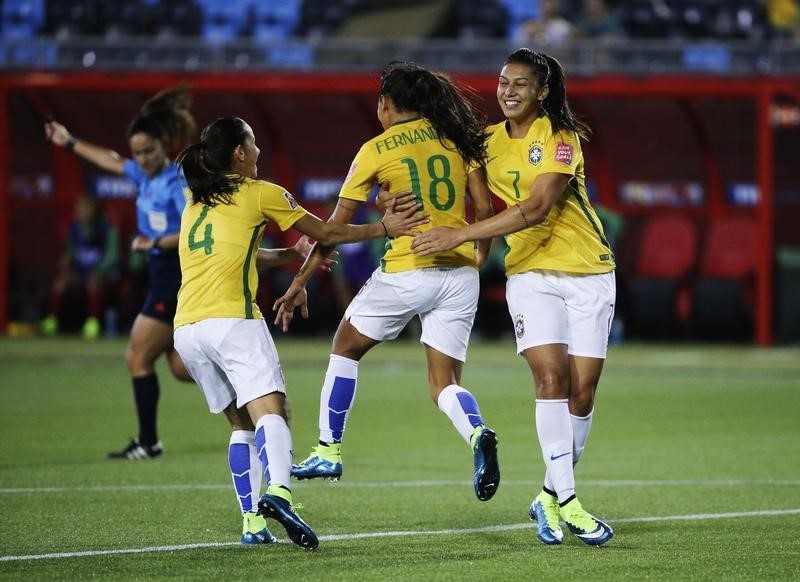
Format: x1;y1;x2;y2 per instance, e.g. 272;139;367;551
1;0;45;38
197;0;252;43
251;0;301;40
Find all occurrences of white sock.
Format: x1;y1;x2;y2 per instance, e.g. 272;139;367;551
437;384;485;445
535;399;575;504
254;414;293;489
544;408;595;492
571;409;594;464
228;430;262;513
319;355;359;444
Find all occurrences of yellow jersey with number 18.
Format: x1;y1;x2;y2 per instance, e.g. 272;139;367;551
174;178;308;328
340;116;477;273
486;116;615;275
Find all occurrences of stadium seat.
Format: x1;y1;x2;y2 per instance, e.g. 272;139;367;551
626;214;698;338
691;215;758;339
250;0;301;40
197;0;251;43
2;0;45;38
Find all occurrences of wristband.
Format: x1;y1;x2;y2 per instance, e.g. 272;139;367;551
65;136;77;152
380;220;389;237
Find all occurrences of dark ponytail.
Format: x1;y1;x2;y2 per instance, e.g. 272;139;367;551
177;117;248;207
505;49;591;140
379;62;487;165
126;84;197;155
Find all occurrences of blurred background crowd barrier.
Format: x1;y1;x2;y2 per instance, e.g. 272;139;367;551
1;0;799;345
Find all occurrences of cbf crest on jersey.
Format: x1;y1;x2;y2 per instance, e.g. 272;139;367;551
282;190;299;210
514;313;525;339
529;142;543;166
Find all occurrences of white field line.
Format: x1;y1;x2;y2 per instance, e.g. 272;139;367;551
2;508;800;562
1;478;800;494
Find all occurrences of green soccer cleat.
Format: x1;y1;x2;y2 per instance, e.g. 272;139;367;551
560;498;613;546
529;490;564;545
40;315;58;337
291;443;342;481
241;511;277;545
82;316;100;340
258;486;319;550
470;426;500;501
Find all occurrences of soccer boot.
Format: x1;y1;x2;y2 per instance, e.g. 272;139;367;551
471;427;500;501
560;498;613;546
241;511;277;545
291;443;342;481
40;315;58;336
82;316;100;340
107;438;164;460
257;486;319;550
529;491;564;545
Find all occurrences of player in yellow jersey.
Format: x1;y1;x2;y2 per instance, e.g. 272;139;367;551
274;62;501;502
173;116;425;550
413;49;615;546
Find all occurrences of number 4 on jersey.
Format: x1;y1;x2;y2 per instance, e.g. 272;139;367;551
188;205;214;255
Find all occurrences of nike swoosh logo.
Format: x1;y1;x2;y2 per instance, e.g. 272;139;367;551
550;452;571;461
486;156;498;164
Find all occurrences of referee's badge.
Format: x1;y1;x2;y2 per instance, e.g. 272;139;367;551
529;145;543;166
514;314;525;339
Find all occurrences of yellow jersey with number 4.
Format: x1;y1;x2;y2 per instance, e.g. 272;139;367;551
486;116;614;275
340;117;477;273
174;178;307;327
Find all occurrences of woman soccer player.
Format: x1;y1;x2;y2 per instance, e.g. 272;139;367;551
45;85;196;460
173;116;425;549
274;62;501;502
412;49;616;546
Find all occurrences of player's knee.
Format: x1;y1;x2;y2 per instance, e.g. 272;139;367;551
534;370;568;399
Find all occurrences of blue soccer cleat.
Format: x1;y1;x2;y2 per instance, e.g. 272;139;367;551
241;511;277;545
560;498;614;546
471;427;500;501
529;492;564;545
257;488;319;550
291;444;342;481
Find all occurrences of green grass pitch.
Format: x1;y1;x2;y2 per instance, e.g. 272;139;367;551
1;337;799;580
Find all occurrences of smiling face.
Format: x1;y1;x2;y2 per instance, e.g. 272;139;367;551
497;62;549;126
232;122;260;179
129;132;168;177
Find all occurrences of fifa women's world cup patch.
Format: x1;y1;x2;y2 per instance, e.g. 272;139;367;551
555;143;573;165
529;142;544;166
282;190;299;210
514;313;525;339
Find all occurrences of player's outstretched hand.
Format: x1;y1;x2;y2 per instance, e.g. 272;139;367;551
44;120;71;147
273;279;309;332
381;193;428;237
411;226;464;256
292;236;339;272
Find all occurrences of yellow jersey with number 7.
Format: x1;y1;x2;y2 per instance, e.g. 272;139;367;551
486;115;615;275
174;178;308;327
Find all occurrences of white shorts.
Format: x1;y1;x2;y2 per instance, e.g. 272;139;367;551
345;266;479;362
174;318;286;414
506;270;616;359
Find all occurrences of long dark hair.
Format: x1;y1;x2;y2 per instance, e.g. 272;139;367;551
504;48;591;140
126;84;196;155
177;117;248;207
379;61;487;165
